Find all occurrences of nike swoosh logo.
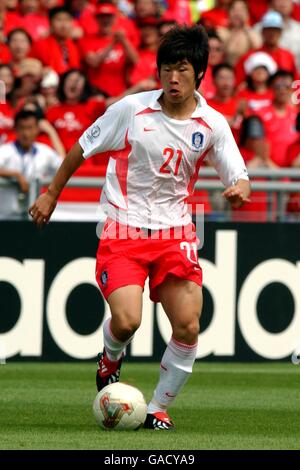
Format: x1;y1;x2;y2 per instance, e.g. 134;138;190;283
144;127;156;132
165;392;176;398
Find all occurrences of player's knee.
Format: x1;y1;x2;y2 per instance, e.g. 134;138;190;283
173;319;200;343
117;316;141;338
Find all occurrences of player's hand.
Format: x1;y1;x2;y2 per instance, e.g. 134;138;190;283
29;192;57;228
222;185;251;208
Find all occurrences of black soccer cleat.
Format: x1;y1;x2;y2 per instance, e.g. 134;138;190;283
143;411;174;430
96;349;124;392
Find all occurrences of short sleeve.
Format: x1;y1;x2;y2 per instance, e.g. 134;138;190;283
79;97;132;159
206;113;249;187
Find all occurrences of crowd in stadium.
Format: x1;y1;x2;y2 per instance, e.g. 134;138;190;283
1;0;300;218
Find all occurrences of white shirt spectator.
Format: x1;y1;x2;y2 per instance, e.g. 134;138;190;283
0;141;62;216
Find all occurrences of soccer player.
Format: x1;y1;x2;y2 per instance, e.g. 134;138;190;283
29;25;251;430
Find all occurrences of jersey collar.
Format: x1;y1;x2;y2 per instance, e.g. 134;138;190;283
14;140;38;157
148;89;208;118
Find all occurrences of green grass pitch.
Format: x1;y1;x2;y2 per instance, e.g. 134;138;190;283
0;362;299;450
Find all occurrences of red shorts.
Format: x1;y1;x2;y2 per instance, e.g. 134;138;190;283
95;219;202;303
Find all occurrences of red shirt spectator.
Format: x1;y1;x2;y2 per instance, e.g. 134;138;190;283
200;0;231;29
46;69;106;152
78;4;138;97
129;17;159;86
31;7;80;74
47;99;105;152
256;104;297;166
0;102;15;144
237;51;277;112
31;35;80;74
207;63;242;141
1;11;22;37
201;32;225;100
0;43;11;64
21;14;50;41
255;70;298;169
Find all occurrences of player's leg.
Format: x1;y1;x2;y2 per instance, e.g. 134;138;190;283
145;276;202;429
97;285;143;391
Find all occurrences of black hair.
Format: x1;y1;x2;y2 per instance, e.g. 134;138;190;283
7;28;32;45
14;109;39;126
212;62;234;78
157;25;209;88
57;68;92;103
207;30;222;41
49;6;72;21
269;69;294;85
239;116;265;146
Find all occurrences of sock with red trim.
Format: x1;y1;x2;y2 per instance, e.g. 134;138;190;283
147;336;198;413
103;318;133;361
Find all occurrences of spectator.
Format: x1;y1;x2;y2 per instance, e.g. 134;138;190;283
200;31;225;100
235;11;298;85
7;28;32;75
0;109;62;217
237;51;277;112
207;63;243;139
31;6;81;75
233;115;269;220
39;69;60;108
285;112;300;214
129;17;159;87
254;0;300;70
78;3;138;97
134;0;161;20
46;68;106;152
158;14;177;37
13;58;43;105
200;0;233;29
0;2;22;38
247;0;269;24
22;97;66;156
255;70;298;167
19;0;50;41
0;64;15;144
217;0;262;66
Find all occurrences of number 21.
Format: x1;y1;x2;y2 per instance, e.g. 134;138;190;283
159;148;183;175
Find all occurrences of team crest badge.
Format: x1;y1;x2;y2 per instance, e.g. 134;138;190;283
101;271;108;285
192;131;204;150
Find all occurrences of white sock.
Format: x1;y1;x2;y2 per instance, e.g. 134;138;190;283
103;318;133;361
147;336;198;414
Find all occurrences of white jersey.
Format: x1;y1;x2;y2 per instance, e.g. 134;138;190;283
79;89;248;229
0;141;62;215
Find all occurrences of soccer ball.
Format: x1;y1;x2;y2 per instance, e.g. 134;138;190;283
93;382;147;431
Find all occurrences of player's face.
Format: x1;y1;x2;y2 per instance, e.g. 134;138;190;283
159;60;199;104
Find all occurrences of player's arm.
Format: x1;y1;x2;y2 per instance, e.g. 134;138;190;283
206;113;251;208
29;97;131;227
29;142;84;228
